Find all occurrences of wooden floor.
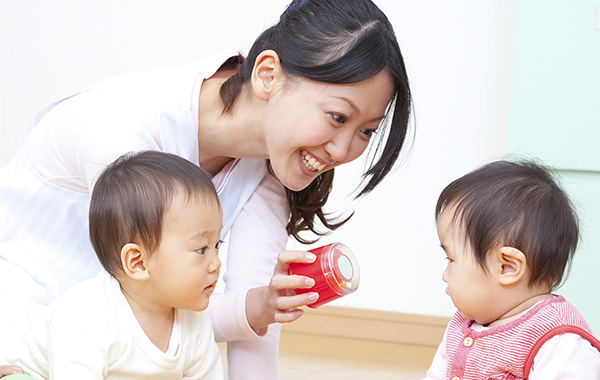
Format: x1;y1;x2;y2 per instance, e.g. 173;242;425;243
219;331;437;379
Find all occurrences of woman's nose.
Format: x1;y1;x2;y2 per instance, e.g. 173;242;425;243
324;133;352;162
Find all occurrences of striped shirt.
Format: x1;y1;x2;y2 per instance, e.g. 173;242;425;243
445;296;600;379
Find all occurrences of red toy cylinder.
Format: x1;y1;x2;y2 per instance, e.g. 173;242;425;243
289;242;360;308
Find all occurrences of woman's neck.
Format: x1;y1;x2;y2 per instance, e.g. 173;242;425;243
196;73;267;175
485;292;553;328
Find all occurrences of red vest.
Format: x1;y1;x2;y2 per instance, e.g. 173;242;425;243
446;296;600;379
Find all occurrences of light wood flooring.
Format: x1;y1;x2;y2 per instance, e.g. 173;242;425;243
219;331;437;379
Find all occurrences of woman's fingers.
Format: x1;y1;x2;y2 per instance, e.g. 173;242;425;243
272;291;321;323
246;250;321;330
273;291;319;311
274;250;316;272
270;272;315;291
273;308;305;324
273;249;317;291
270;249;320;311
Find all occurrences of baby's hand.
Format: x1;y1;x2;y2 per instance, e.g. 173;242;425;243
0;365;25;378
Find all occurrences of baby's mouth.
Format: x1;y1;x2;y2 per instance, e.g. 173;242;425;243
301;149;326;172
205;281;217;293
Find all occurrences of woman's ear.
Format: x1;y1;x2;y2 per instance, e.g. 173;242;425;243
251;49;283;101
121;243;150;281
494;246;527;286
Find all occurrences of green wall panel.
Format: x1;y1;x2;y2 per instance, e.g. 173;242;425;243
508;0;600;171
508;1;600;333
559;171;600;334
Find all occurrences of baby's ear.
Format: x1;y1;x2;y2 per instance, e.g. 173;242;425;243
121;243;150;281
495;246;527;286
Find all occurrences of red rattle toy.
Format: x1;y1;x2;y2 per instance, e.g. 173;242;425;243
289;242;360;308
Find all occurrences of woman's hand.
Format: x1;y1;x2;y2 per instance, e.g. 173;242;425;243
0;365;25;378
245;250;319;335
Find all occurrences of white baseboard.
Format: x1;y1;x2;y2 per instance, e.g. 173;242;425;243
281;306;450;347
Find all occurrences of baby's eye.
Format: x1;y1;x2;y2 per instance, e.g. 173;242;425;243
215;240;224;250
445;257;454;263
196;246;208;255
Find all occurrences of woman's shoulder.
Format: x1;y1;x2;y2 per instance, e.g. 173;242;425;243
87;50;240;98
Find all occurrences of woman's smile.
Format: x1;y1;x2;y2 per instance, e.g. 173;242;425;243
300;149;327;172
262;69;394;192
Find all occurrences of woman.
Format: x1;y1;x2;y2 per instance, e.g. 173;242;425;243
0;0;412;378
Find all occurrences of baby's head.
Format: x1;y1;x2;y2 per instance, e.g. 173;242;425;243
89;151;222;311
435;160;579;323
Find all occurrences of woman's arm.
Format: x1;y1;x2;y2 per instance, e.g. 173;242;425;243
205;172;316;380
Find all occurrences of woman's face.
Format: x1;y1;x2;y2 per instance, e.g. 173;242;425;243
262;69;395;192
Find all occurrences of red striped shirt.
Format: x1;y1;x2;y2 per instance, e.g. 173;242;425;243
446;295;600;379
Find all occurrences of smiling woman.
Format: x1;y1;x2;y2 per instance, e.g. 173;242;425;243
256;67;395;193
0;0;412;379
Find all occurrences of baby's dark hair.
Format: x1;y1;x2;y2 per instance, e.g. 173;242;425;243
219;0;412;243
435;160;579;290
89;150;219;278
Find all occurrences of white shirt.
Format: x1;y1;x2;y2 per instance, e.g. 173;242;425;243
0;272;223;380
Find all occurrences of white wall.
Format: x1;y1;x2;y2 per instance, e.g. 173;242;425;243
0;1;516;319
0;0;288;164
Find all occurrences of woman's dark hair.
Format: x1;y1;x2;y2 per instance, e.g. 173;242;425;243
435;160;579;290
89;150;219;278
219;0;412;243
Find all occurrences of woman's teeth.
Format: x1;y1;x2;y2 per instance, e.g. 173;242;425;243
301;150;326;172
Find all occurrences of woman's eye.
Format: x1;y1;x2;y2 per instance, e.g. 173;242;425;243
360;129;377;139
445;257;454;263
331;113;348;125
196;247;208;255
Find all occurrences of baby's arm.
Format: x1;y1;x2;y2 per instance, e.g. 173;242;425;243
420;329;448;380
529;333;600;379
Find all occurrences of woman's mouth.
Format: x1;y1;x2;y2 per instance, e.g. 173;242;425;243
301;149;326;172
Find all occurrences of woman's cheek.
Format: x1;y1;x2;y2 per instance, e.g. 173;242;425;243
345;141;369;164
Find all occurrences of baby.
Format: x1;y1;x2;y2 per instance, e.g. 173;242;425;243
0;151;224;379
424;160;600;379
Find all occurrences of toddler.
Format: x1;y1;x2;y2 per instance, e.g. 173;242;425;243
424;160;600;379
0;151;224;379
